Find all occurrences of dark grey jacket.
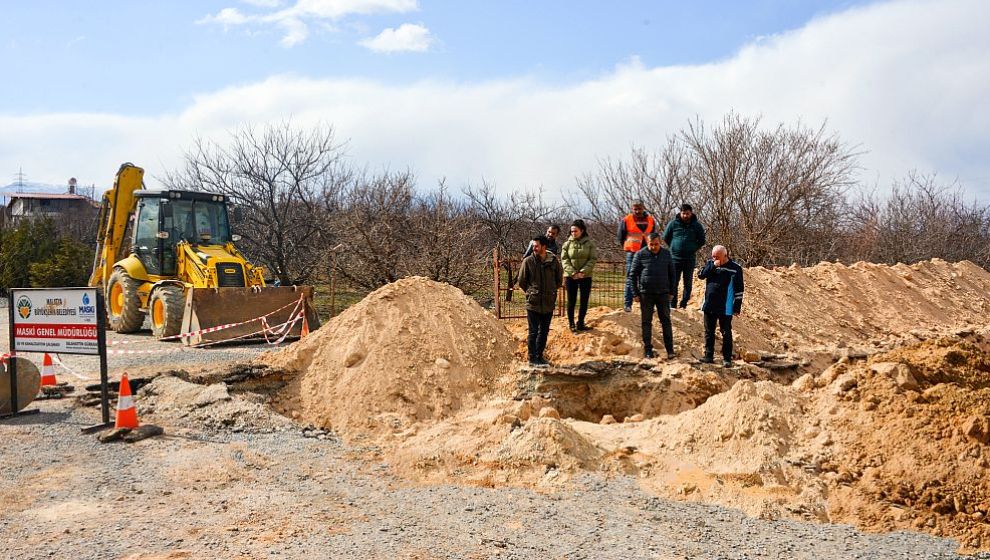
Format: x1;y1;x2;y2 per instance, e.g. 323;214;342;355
662;214;706;261
517;252;564;314
631;247;676;297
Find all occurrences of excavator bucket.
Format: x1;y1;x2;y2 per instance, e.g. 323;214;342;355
179;286;320;346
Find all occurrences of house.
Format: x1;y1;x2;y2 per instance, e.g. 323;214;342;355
1;192;100;228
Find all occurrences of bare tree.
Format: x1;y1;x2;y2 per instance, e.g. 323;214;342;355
571;113;859;266
162;120;349;285
569;140;692;253
464;180;565;258
844;173;990;267
330;170;416;289
403;181;488;291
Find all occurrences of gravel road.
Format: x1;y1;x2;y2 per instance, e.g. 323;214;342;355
3;397;989;559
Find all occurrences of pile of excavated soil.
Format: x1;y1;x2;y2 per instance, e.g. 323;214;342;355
264;277;516;439
812;335;990;552
139;375;293;433
392;332;990;552
191;260;990;551
506;259;990;363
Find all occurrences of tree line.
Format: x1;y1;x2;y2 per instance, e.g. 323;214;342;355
3;114;988;299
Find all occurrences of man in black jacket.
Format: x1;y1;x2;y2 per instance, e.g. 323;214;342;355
662;203;706;308
698;245;744;367
631;233;676;360
523;225;560;258
517;235;564;367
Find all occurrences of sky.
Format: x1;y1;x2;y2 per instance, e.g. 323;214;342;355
1;0;988;199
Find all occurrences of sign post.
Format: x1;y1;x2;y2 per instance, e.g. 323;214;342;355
4;287;110;429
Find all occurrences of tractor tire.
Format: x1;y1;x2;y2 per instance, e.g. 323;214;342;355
149;285;185;339
107;269;144;333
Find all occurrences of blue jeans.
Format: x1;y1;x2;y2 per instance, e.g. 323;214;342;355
624;252;635;308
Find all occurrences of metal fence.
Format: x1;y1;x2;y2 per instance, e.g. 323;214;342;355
492;247;627;319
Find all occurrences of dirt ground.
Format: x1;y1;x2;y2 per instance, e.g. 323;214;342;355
4;261;990;558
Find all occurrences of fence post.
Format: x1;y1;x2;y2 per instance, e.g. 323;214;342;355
492;246;501;319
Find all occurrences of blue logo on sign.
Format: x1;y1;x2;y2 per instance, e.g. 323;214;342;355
78;292;96;318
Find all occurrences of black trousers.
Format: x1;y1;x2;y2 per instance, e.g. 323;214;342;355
671;259;695;307
703;311;733;360
526;310;553;361
640;292;674;354
565;276;592;326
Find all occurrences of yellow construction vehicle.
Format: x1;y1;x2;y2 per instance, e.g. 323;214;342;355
89;163;319;344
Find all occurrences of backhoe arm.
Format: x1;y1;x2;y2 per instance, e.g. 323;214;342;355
89;164;145;289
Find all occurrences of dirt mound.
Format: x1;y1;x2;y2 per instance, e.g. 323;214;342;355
139;375;293;433
265;277;516;438
814;335;990;552
507;259;990;364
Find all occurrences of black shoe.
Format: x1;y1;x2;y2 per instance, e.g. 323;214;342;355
722;359;733;367
644;349;655;359
576;323;591;331
678;303;688;309
568;322;577;333
700;355;714;364
537;358;553;367
667;352;676;360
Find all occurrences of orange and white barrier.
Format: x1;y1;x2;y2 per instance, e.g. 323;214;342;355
40;353;57;386
114;373;139;429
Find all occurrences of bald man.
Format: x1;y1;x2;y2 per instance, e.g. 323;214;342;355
697;245;744;367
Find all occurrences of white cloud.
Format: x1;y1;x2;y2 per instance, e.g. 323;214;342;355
198;0;418;47
5;0;989;199
359;23;433;53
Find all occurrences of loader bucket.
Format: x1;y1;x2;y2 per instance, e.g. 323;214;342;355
179;286;320;346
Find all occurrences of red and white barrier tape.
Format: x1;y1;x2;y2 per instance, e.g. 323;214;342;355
108;294;305;346
105;309;305;354
51;354;93;380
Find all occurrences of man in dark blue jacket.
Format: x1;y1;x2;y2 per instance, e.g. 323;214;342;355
631;233;676;360
698;245;744;367
662;204;706;309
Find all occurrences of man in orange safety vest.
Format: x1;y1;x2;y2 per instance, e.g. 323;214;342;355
616;200;657;311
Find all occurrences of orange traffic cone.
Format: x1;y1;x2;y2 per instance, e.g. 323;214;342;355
300;312;310;338
114;373;139;429
40;353;57;386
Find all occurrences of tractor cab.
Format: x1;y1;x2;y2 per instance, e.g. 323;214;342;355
132;190;235;277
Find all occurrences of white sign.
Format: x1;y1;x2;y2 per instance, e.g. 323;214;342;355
11;288;100;355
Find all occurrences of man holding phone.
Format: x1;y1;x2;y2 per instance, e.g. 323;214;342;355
697;245;744;367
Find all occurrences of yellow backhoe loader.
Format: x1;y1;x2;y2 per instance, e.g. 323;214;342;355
88;163;320;344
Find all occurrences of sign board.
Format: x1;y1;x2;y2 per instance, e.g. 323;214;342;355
10;288;100;355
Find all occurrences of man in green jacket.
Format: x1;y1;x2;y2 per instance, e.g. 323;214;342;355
517;235;564;367
662;203;706;308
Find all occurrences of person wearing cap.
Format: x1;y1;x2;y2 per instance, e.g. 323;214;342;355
663;203;706;309
698;245;744;367
631;233;676;360
617;201;658;312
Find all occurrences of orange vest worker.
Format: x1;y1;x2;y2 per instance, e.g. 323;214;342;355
623;214;656;252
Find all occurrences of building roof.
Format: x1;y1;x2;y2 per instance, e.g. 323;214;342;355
3;192;93;200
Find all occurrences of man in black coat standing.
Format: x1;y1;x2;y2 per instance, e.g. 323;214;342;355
698;245;744;367
631;233;676;360
662;203;706;309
